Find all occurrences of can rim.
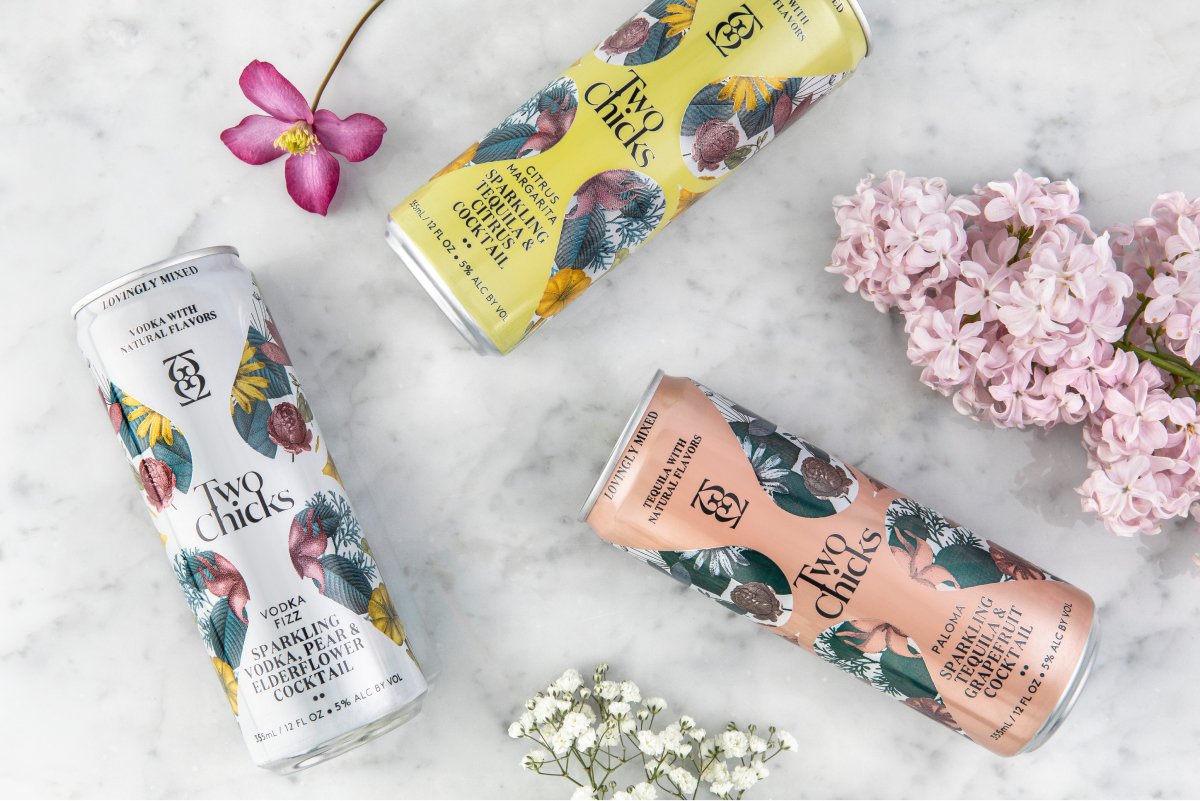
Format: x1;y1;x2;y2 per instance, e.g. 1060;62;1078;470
1019;611;1101;754
70;245;240;319
577;369;666;522
845;0;873;56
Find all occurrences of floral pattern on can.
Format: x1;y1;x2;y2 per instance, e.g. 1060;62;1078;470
525;169;666;333
100;381;195;509
465;77;579;167
288;490;410;650
701;385;859;517
681;73;849;178
885;497;1060;591
813;619;963;734
174;548;251;714
595;0;697;66
614;544;793;627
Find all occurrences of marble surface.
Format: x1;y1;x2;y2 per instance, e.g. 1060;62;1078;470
4;0;1200;797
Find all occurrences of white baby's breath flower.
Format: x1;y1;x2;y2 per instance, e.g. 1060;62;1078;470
522;749;548;770
699;737;719;759
613;792;632;801
619;717;637;734
636;730;664;758
571;787;597;801
748;734;768;754
507;721;523;739
667;766;698;795
629;781;657;800
580;704;597;722
608;701;632;717
689;727;707;742
596;681;620;700
620;681;642;703
532;695;558;723
751;759;769;780
642;697;666;714
575;727;598;752
701;760;730;784
579;687;591;699
658;723;684;754
777;729;798;752
550;728;574;756
519;711;534;731
555;669;584;694
561;711;591;738
731;765;759;792
599;721;621;747
678;715;696;730
710;778;734;798
556;698;572;712
719;729;750;758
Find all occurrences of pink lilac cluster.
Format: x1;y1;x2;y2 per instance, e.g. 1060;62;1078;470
830;171;1200;538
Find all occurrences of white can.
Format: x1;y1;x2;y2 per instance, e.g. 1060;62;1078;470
72;246;428;772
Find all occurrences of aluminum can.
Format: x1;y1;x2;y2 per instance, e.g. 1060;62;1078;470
580;372;1099;756
72;247;428;772
386;0;871;354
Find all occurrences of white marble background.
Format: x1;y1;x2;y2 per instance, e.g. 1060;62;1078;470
3;0;1199;797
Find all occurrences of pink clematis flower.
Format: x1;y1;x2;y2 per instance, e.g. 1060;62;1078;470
221;60;386;215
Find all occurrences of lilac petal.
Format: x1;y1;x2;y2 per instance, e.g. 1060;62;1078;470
220;114;290;164
285;147;340;215
312;110;386;162
239;60;312;123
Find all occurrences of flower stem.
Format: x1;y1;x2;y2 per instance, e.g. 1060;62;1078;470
311;0;388;112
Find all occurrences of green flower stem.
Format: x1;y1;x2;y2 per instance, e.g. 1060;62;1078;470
1117;341;1200;386
311;0;388;112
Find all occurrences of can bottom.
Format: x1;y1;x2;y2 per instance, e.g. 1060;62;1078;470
261;697;424;774
1019;613;1101;754
385;216;499;356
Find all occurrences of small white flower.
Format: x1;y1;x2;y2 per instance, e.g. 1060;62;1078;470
550;728;574;756
561;711;591;738
579;687;591;699
580;704;597;722
596;681;620;700
667;767;698;795
701;760;730;784
719;729;749;758
709;779;734;797
642;697;666;714
698;737;719;758
532;695;558;723
659;723;685;754
777;729;798;752
619;717;637;734
636;730;664;758
630;781;657;800
731;765;758;792
678;715;696;730
575;727;598;752
614;792;632;801
689;727;707;742
748;734;768;754
636;709;650;722
507;721;523;739
571;787;597;801
556;698;572;712
620;681;642;704
599;722;621;747
519;711;534;731
555;669;584;694
521;748;548;770
608;701;632;717
751;759;769;780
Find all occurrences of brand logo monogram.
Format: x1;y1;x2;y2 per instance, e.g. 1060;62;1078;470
691;478;749;528
163;349;211;406
707;4;763;57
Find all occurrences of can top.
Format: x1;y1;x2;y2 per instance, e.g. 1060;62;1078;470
577;369;666;522
846;0;873;56
70;245;240;319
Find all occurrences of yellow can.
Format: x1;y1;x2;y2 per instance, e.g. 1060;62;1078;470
386;0;871;354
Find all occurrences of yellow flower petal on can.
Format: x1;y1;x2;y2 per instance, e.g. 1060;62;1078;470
718;76;786;112
230;341;271;413
368;584;406;646
120;394;174;447
212;657;239;716
537;268;591;318
322;453;345;488
662;0;696;38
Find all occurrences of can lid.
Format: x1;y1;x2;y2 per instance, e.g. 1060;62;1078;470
577;369;667;522
846;0;873;56
69;245;240;319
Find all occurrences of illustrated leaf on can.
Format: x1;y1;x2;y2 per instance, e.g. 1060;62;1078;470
933;542;1004;588
680;82;735;137
319;554;372;614
210;597;249;669
877;649;939;700
247;325;291;399
473;123;538;164
623;20;684;66
555;206;609;273
151;434;194;494
232;396;277;459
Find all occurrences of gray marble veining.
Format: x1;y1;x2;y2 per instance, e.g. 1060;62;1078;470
2;0;1199;797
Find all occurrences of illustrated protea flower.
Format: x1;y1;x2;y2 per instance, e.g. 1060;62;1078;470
194;552;251;623
289;508;330;591
138;458;177;511
891;537;959;591
773;90;820;136
267;402;313;455
221;61;386;216
99;387;123;434
838;620;911;655
730;582;783;622
212;657;239;716
569;170;642;219
717;75;787;112
258;319;292;366
800;456;853;499
121;394;174;447
601;17;651;56
905;697;960;731
519;96;576;157
691;119;740;172
368;584;406;646
231;341;270;414
989;542;1047;581
537;269;592;317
